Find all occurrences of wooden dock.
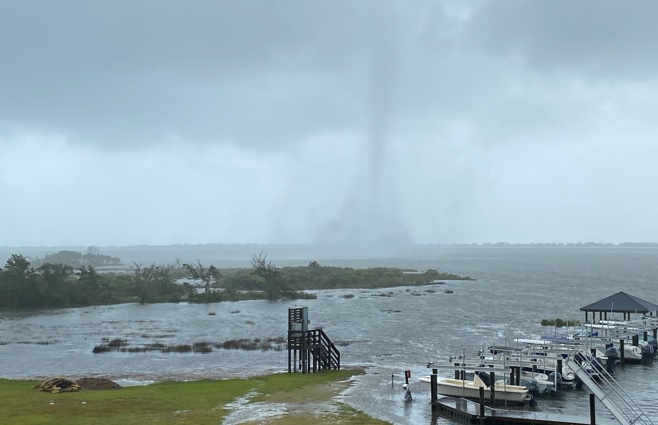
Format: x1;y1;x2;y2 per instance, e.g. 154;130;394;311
433;396;615;425
426;366;618;425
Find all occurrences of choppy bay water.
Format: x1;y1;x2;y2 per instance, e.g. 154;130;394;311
2;246;658;424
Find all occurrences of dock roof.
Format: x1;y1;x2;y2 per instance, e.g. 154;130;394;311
580;291;658;313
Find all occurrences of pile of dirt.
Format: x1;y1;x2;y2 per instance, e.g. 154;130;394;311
34;377;122;393
76;377;122;390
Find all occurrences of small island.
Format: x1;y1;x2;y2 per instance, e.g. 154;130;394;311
0;250;473;309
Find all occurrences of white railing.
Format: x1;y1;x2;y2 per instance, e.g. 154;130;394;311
565;351;654;425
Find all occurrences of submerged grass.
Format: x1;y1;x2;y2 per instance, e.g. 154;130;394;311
0;369;389;425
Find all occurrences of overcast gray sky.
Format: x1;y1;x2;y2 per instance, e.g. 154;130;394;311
2;0;658;247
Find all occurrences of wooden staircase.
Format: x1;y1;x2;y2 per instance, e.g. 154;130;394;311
288;328;340;373
287;307;340;373
309;329;341;371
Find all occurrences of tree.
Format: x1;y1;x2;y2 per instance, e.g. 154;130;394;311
37;263;74;306
86;246;100;256
251;252;289;300
4;254;31;277
78;265;100;287
131;262;154;304
184;260;222;294
1;254;39;307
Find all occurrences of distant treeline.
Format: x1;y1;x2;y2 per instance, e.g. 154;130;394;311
456;242;658;247
0;252;472;309
31;247;122;268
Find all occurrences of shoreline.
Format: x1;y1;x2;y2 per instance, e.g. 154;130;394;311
2;364;368;383
2;366;391;425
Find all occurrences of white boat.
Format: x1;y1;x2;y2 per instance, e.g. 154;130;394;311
482;344;578;388
519;370;555;395
577;324;655;364
419;372;532;404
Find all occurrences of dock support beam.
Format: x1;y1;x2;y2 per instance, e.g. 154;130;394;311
589;393;596;425
431;369;438;404
619;339;625;365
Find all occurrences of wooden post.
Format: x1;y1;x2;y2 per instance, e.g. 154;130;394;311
454;363;460;379
556;359;563;390
490;372;495;405
590;393;596;425
620;339;625;365
479;386;485;417
510;367;515;388
431;369;438;404
644;331;648;341
632;335;639;347
653;328;657;340
515;367;521;385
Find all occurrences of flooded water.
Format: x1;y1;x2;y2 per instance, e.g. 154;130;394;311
2;246;658;424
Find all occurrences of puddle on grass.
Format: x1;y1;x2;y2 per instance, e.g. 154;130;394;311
221;389;342;424
113;378;155;387
222;391;286;424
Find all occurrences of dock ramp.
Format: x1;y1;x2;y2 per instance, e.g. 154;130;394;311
565;357;654;425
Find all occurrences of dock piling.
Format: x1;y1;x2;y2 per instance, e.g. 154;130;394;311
430;369;438;404
589;393;596;425
619;339;625;365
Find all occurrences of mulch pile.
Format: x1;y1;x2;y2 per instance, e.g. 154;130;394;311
34;377;122;393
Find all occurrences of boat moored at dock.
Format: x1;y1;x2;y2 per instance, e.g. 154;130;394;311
419;371;533;405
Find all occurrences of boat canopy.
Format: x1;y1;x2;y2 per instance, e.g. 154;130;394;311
580;291;658;322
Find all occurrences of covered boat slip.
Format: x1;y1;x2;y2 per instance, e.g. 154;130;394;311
580;291;658;323
495;292;658;367
576;292;658;365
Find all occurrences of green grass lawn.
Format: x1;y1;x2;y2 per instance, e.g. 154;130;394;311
1;370;390;425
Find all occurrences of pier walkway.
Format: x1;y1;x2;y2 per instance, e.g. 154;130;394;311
433;396;616;425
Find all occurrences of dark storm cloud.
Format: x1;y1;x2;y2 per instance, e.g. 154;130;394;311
3;0;656;151
463;0;658;79
0;0;431;148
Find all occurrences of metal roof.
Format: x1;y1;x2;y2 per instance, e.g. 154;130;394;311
580;291;658;313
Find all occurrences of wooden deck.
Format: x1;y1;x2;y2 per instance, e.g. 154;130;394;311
433;396;616;425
